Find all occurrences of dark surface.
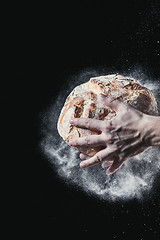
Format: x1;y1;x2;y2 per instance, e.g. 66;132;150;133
2;0;160;238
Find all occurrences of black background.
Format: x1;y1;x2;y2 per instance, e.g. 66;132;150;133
2;0;160;238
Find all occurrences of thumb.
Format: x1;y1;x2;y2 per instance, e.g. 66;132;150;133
100;94;126;113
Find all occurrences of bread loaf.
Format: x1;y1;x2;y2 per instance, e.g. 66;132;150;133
57;74;159;156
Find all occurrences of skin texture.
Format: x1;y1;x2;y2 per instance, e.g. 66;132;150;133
69;94;160;175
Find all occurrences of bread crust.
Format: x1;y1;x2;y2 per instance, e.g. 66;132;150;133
57;74;159;156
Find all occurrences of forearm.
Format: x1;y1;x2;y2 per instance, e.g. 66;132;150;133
145;115;160;146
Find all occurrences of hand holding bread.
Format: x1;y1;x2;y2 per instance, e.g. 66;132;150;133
69;94;159;174
57;74;159;174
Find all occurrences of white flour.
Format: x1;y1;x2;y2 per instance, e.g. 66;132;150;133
40;68;160;201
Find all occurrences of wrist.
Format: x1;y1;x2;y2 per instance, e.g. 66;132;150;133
143;114;160;147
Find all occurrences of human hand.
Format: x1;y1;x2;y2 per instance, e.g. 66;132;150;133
69;94;153;174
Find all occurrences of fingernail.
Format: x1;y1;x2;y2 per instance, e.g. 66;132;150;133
101;163;105;169
69;140;75;146
69;140;73;145
70;119;75;125
106;168;112;175
80;162;86;168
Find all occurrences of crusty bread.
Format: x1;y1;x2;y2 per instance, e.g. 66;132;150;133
57;74;159;156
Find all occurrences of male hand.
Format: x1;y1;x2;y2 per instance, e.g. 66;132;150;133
69;94;153;174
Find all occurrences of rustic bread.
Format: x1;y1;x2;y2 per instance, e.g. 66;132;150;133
57;74;159;156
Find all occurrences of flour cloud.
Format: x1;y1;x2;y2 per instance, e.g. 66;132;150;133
40;68;160;201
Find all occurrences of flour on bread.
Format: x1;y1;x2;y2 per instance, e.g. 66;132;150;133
57;74;158;156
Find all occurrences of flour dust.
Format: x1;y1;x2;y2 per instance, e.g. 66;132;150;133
40;68;160;201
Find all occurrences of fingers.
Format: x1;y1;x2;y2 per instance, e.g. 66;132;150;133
100;94;127;114
101;160;113;169
69;133;108;147
80;145;118;168
79;153;89;160
105;158;125;175
101;158;125;174
79;146;125;175
70;118;104;132
80;148;108;168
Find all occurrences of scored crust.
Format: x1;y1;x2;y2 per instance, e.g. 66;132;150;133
57;74;159;156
